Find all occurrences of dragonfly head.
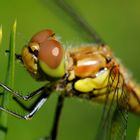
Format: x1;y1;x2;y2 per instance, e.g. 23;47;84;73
22;29;65;81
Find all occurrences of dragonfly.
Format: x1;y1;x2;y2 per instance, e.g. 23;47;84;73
0;0;140;140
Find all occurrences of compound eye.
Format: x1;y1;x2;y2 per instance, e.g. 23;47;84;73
39;39;63;69
30;29;55;44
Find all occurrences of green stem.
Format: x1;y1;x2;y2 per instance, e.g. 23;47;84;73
136;127;140;140
0;21;16;140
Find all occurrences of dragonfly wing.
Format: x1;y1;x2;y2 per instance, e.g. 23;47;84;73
95;66;129;140
49;0;105;44
110;107;128;140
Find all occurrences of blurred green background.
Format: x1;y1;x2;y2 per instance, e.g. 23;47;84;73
0;0;140;140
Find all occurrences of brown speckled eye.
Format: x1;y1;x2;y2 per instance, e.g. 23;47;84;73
38;39;63;69
30;29;55;44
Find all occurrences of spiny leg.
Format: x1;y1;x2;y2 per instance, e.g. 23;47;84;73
51;95;64;140
43;94;64;140
0;82;52;119
13;88;52;112
0;82;46;100
0;91;50;120
12;93;47;112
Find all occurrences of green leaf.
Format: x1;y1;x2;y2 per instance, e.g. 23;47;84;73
0;21;16;140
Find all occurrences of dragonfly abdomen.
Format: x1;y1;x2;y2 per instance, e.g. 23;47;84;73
127;83;140;114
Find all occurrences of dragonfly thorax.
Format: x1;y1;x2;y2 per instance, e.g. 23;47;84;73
66;45;112;78
65;45;113;93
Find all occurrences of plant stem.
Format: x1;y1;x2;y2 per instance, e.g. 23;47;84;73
0;21;16;140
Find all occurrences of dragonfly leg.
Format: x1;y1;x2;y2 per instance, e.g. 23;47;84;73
48;94;64;140
0;82;46;100
0;92;49;120
13;90;50;112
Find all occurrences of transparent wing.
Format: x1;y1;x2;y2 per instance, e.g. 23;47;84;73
96;66;129;140
46;0;105;44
